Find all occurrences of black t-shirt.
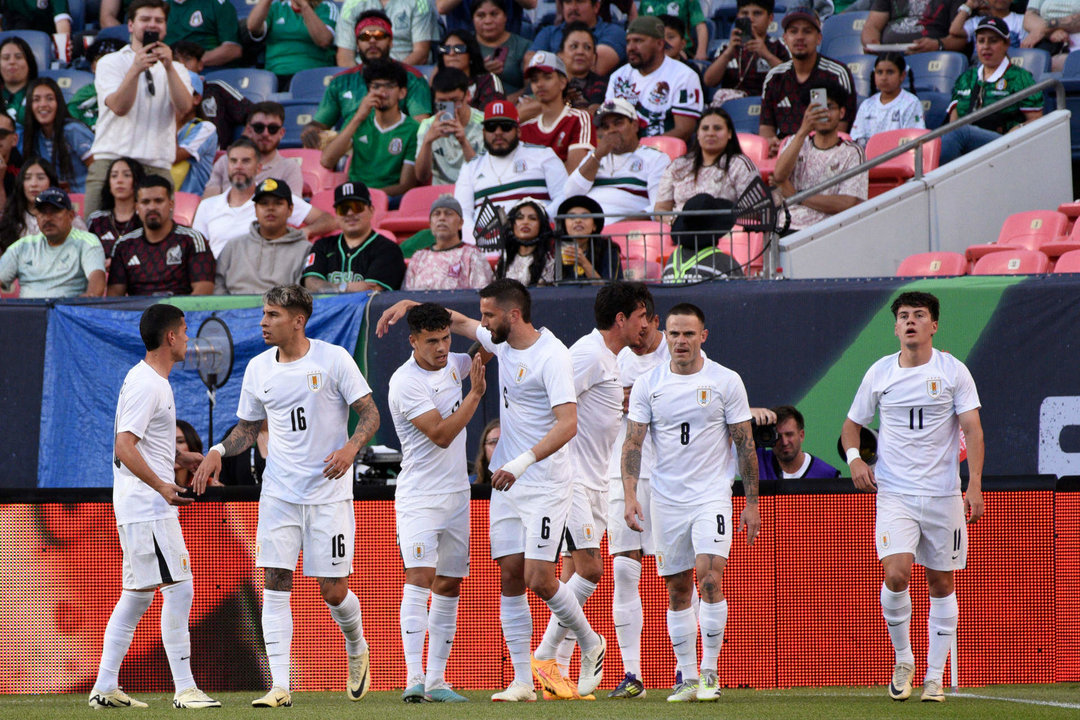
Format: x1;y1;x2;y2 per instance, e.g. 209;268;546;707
301;231;406;291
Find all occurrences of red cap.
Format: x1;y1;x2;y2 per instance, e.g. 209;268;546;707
484;100;519;123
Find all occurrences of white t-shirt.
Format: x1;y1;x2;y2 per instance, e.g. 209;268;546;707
476;325;576;488
627;357;752;506
607;338;670;493
568;329;622;493
237;339;372;504
849;89;926;145
388;352;473;498
847;348;980;496
564;144;671;221
192;191;313;257
112;361;178;526
605;55;704;137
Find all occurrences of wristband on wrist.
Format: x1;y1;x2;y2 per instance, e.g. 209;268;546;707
845;447;861;465
500;449;537;479
211;443;226;457
958;4;972;13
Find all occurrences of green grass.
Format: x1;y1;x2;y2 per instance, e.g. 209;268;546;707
4;685;1078;719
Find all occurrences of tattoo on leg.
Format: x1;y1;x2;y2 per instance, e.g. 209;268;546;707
264;568;293;591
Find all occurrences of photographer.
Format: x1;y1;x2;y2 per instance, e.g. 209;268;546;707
703;0;789;103
752;405;840;480
414;68;484;186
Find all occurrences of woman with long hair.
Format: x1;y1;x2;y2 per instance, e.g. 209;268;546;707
850;53;925;147
472;0;531;95
471;418;500;484
22;78;95;193
435;29;505;110
555;194;622;281
495;198;555;286
655;107;760;218
87;157;145;257
0;37;38;125
0;157;89;252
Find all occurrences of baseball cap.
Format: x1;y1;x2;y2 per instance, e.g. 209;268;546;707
597;97;638;122
626;16;665;39
781;6;822;32
334;180;373;207
34;187;72;211
975;16;1010;40
429;194;463;218
525;51;567;78
484;99;519;123
253;178;293;204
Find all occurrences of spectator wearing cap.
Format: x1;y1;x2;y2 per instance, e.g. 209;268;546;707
214;178;311;294
163;0;242;67
1;0;72;35
640;0;709;61
402;194;494;290
335;1;438;67
173;41;252;151
320;59;419;202
604;16;704;142
302;181;406;291
68;37;128;131
565;98;670;223
454;99;569;243
525;0;628;76
941;16;1043;163
193;138;336;256
302;10;432;148
415;68;485;186
172;71;218;195
85;0;195;218
247;0;337;87
862;0;968;54
0;187;105;298
107;174;216;296
204;102;303;198
759;7;857;156
519;52;594;171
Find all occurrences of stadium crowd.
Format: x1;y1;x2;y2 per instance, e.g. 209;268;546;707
0;0;1047;298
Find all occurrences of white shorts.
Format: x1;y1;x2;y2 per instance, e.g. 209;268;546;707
396;490;470;578
489;481;573;562
652;497;732;577
118;517;192;590
607;477;654;556
256;495;355;578
563;485;608;552
876;492;967;571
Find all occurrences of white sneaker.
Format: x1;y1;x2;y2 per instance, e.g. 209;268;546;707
173;687;221;709
696;669;721;702
251;687;292;708
921;678;945;702
576;634;607;697
88;687;148;709
491;681;536;702
888;662;915;701
347;652;370;701
667;672;699;703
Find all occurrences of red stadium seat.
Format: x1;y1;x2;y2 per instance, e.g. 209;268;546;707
965;209;1070;264
378;184;455;236
68;193;84;217
1056;200;1080;220
639;135;687;161
896;251;967;277
737;133;775;181
865;129;941;197
1051;248;1080;273
604;220;675;263
723;230;765;275
972;249;1051;275
174;192;201;226
280;149;341;195
1;278;19;299
622;258;663;280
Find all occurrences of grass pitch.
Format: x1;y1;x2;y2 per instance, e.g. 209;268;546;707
3;684;1078;720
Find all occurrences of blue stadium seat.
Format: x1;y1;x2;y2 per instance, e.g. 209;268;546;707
711;0;740;22
1064;50;1080;77
767;13;785;39
205;68;277;102
415;64;437;83
289;66;340;101
0;30;53;70
40;69;95;101
917;90;952;130
94;24;130;42
823;33;864;59
1009;47;1051;77
821;11;870;49
229;0;257;19
838;54;875;98
907;51;968;94
68;0;87;33
724;95;762;133
281;103;318;149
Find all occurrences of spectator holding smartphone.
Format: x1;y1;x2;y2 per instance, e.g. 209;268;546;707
472;0;532;95
704;0;789;103
415;68;484;186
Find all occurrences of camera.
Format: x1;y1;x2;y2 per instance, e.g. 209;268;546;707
752;418;778;448
734;17;753;37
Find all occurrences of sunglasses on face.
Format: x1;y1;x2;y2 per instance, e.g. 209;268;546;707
335;200;370;216
439;44;469;55
249;122;282;135
483;120;516;132
357;30;389;42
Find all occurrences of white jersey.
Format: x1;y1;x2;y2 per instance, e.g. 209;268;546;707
564;144;671;221
112;361;178;526
237;338;372;504
476;325;576;488
605;55;704;137
847;348;980;496
849;90;925;145
388;352;473;498
627;357;752;506
568;329;623;493
607;338;670;496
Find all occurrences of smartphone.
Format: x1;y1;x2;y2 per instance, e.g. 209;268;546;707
734;17;753;37
810;88;828;125
435;100;454;122
143;29;160;46
493;46;509;63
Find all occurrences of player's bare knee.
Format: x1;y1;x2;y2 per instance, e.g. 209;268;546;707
665;570;694;608
698;573;724;603
614;549;643;562
883;567;911;591
524;565;558;600
575;549;604;584
431;575;462;597
926;570;954;597
264;567;294;592
404;567;436;590
318;577;349;605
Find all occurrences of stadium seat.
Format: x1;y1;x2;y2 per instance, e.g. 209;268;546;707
838;54;875;99
896;251;967;277
289;66;341;101
0;31;53;71
40;69;95;102
823;34;865;59
821;11;870;49
972;249;1051;275
378;184;455;235
68;193;85;217
310;188;335;216
1051;248;1080;272
229;0;257;19
737;132;775;181
965;210;1070;263
865;129;941;197
174;192;201;226
1036;217;1080;259
724;95;762;133
639;135;687;161
918;91;952;130
1057;200;1080;220
622;258;663;280
204;69;277;102
604;221;675;263
722;230;765;275
907;52;968;94
415;64;437;83
281;103;318;149
766;13;784;39
279;148;343;194
1009;48;1051;82
1;278;19;299
1063;50;1080;77
94;25;130;42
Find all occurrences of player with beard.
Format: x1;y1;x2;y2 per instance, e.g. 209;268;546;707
454;100;568;244
107;176;215;296
604;16;703;141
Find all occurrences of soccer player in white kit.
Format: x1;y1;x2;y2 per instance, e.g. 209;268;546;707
193;285;381;708
386;303;488;703
531;282;652;700
841;291;984;703
621;303;760;703
89;304;221;710
377;279;608;702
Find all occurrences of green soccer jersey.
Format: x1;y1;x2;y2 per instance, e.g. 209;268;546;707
951;62;1042;133
68;83;98;129
164;0;241;53
0;229;104;299
313;65;432;127
2;86;27;126
638;0;704;44
347;112;419;189
259;0;338;76
3;0;70;33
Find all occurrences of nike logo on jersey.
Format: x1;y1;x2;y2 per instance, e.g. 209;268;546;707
536;543;550;548
651;392;664;399
882;389;892;395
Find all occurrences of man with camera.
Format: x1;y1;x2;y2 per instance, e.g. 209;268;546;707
703;0;789;101
752;405;840;480
414;68;484;186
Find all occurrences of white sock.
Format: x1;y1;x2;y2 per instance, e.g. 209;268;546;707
555;634;576;672
425;593;459;689
925;593;958;683
262;589;293;691
698;599;728;673
545;581;600;653
691;585;700;622
880;584;915;665
500;594;533;686
667;606;699;681
160;581;195;692
612;557;643;679
399;584;429;682
94;590;153;692
328;589;368;657
536;574;596;660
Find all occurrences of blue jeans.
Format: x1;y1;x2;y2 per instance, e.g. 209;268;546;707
940;125;1003;164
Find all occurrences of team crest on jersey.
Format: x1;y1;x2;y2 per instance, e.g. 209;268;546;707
879;531;891;549
389;138;403;154
656;551;665;570
648;81;670;105
412;542;425;560
450;369;459;384
165;245;183;265
696;387;712;406
180;553;189;571
190;10;204;27
307;372;323;392
514;159;527;173
514;363;527;383
255;543;262;558
926;378;943;398
583;524;595;541
630;159;642;172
